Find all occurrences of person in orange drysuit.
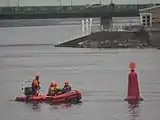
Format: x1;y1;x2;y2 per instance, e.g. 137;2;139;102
32;74;40;96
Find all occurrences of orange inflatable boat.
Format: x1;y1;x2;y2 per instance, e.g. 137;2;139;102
15;90;82;103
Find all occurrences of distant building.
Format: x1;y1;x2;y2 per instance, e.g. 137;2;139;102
139;5;160;28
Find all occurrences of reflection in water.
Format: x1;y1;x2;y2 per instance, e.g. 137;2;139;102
32;102;41;111
25;101;42;111
23;100;82;112
49;101;83;109
127;100;141;120
50;103;72;110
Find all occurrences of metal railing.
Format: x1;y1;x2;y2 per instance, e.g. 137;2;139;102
55;18;143;45
55;18;93;45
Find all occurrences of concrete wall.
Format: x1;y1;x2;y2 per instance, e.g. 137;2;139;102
137;7;160;47
55;26;160;48
56;30;150;47
149;31;160;47
140;6;160;27
87;31;148;41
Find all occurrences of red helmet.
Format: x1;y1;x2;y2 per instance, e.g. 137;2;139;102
65;80;69;84
35;73;40;78
51;81;57;87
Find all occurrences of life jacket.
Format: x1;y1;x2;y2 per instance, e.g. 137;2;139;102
63;85;71;90
32;79;39;86
48;86;59;94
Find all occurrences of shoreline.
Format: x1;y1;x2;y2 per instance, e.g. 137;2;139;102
55;46;157;49
55;30;154;48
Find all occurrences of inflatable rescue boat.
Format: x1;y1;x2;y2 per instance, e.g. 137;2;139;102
15;90;82;103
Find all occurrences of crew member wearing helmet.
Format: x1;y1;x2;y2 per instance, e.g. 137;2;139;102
63;80;72;93
48;81;62;96
32;74;40;96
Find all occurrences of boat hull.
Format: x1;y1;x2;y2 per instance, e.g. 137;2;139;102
15;90;82;103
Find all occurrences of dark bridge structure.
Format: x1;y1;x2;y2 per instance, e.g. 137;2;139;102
0;4;154;20
0;11;140;20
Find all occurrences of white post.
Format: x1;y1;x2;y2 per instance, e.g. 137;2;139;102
150;13;152;27
58;40;61;44
101;25;104;31
86;19;89;35
89;18;92;34
82;20;85;36
121;25;123;31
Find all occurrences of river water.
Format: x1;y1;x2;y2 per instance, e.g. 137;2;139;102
0;18;160;120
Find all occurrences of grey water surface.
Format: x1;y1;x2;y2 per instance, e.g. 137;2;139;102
0;19;160;120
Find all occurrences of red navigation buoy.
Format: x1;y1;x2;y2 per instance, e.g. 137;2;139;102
125;62;143;102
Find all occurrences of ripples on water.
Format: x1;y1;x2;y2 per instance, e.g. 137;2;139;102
0;21;160;120
0;47;159;120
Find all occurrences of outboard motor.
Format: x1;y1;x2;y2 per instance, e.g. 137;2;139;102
24;87;32;96
21;80;33;96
